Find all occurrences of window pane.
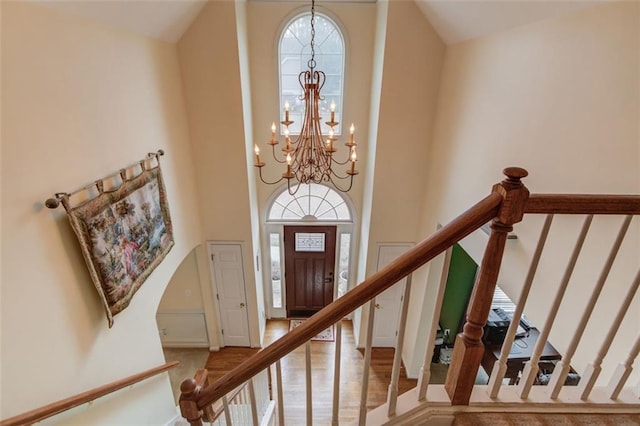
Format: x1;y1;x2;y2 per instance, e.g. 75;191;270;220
270;233;282;309
337;233;351;298
279;13;344;135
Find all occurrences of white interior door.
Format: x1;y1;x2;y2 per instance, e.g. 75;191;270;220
372;244;412;347
209;243;251;347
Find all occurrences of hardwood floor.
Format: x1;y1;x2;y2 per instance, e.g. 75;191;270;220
203;319;417;425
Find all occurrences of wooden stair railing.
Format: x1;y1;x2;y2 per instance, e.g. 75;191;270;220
181;168;640;424
179;168;534;424
0;361;178;426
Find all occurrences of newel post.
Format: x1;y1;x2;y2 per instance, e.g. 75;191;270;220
179;378;203;426
444;167;529;405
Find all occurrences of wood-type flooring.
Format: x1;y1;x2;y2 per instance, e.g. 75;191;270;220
203;319;417;425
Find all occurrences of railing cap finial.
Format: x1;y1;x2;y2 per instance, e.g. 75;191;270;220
180;378;198;397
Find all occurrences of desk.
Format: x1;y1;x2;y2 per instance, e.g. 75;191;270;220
481;328;561;384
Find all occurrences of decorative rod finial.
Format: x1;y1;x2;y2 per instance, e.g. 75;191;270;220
45;198;60;209
503;167;528;182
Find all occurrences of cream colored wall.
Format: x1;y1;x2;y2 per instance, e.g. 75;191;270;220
425;1;639;382
235;0;267;342
1;2;202;422
177;1;262;347
357;0;445;352
158;248;204;311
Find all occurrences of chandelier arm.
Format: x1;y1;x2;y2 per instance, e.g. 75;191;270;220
326;173;355;193
256;165;286;186
330;156;352;166
270;143;287;164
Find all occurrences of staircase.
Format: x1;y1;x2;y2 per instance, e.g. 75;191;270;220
179;168;640;425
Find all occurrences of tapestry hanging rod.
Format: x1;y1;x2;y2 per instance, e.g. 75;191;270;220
45;150;165;209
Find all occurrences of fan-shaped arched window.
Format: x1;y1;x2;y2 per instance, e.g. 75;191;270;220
268;183;351;222
279;12;345;134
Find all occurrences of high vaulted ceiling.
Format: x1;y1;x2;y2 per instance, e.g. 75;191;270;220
32;0;607;45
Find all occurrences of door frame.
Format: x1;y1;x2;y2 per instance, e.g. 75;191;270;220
264;222;356;319
207;241;251;347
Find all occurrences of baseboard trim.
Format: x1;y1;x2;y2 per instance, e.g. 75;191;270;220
161;342;209;348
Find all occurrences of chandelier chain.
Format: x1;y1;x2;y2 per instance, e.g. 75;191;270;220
309;0;316;70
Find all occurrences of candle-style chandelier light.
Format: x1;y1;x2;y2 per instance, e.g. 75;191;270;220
254;0;359;195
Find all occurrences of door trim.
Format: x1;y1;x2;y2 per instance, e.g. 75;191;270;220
207;241;251;347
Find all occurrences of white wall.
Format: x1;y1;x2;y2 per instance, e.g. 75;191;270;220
1;1;202;422
425;1;639;382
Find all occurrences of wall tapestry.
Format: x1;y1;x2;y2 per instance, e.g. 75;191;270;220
55;153;174;327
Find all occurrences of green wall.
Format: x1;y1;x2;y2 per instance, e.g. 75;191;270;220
439;244;478;344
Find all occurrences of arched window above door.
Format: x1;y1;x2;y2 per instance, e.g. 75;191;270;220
268;183;351;222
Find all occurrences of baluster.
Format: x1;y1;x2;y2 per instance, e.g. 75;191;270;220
608;332;640;399
306;341;313;426
608;270;640;399
388;274;413;416
222;395;232;426
276;360;285;426
332;320;343;426
239;386;247;425
578;220;637;400
547;215;631;399
445;167;530;405
517;215;593;399
488;214;554;398
359;299;377;424
417;248;453;401
249;377;259;425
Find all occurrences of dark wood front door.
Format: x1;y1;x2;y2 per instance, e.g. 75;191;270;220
284;225;336;318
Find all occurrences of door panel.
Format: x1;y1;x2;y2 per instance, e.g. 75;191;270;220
210;243;251;347
372;244;412;347
284;226;336;317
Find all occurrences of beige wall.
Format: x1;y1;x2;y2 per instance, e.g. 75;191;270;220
1;2;202;422
158;249;204;311
177;1;263;347
357;0;445;357
425;1;639;382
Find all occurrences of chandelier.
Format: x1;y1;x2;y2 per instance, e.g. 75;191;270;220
254;0;359;195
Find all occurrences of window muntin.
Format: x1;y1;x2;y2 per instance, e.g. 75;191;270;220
268;183;351;222
279;13;345;135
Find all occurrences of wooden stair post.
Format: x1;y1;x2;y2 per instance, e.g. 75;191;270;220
445;167;530;405
179;378;203;426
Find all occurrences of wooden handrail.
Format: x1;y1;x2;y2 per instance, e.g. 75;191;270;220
0;361;179;426
525;194;640;215
188;192;503;411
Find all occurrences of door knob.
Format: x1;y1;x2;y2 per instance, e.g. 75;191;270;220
324;277;333;283
375;303;381;309
240;303;245;308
